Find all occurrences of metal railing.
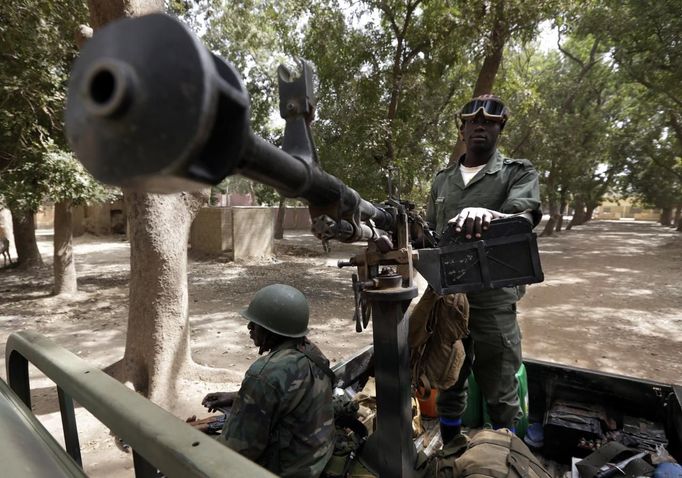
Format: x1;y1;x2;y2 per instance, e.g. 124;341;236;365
5;330;275;477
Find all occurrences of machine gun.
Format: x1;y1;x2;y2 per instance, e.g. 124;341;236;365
65;13;542;477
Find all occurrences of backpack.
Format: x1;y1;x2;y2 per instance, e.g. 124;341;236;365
409;286;469;396
434;429;552;478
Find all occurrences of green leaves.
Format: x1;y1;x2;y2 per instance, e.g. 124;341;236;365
4;0;678;218
0;0;100;212
0;146;114;212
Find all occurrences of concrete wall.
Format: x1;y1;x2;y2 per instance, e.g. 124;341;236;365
72;206;85;237
232;207;274;261
80;199;126;235
273;206;311;230
190;207;233;253
34;201;127;235
190;207;275;260
595;200;659;221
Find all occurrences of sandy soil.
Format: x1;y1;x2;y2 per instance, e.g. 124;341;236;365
0;219;680;476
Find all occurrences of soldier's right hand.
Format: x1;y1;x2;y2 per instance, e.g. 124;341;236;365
449;207;508;239
202;392;236;412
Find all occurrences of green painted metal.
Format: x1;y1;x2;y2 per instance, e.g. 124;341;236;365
5;331;276;478
0;378;86;477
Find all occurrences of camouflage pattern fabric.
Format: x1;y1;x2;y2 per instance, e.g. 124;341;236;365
220;339;334;477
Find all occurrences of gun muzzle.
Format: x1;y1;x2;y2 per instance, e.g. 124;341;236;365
66;13;251;192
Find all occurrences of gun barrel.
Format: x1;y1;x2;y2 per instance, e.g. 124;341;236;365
65;13;393;235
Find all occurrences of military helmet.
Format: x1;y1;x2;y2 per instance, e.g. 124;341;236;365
240;284;309;337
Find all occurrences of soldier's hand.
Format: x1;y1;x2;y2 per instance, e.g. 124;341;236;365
202;392;237;413
449;208;509;239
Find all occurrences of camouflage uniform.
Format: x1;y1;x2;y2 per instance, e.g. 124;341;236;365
220;338;334;477
425;150;541;428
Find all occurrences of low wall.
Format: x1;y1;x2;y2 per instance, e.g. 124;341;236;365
273;206;311;230
233;207;274;260
190;207;274;260
190;207;233;253
69;200;127;236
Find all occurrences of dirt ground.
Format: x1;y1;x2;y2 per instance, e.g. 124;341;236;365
0;219;681;476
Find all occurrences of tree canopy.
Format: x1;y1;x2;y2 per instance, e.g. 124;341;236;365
2;0;681;229
0;0;108;213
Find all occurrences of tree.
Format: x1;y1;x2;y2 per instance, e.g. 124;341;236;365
499;28;633;236
447;0;562;164
594;0;682;229
0;0;113;297
546;0;682;232
0;1;88;268
82;0;211;406
618;107;682;227
45;150;111;295
304;1;473;201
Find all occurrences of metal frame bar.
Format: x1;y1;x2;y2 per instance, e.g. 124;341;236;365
359;287;418;477
5;331;275;478
57;386;82;466
0;377;87;477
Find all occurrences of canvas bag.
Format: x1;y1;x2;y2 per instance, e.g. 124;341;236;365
409;286;469;396
434;429;552;478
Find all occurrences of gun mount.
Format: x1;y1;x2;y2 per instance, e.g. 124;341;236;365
65;13;543;477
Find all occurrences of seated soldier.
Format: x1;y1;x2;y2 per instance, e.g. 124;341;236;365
201;284;335;478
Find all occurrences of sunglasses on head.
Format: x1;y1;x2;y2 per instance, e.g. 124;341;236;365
459;99;508;123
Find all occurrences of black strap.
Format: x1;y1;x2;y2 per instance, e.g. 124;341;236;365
576;442;653;478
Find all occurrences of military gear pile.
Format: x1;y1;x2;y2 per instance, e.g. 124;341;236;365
240;283;309;337
409;287;469;397
432;429;551;478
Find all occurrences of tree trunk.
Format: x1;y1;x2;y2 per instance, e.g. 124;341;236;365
10;207;43;268
448;3;507;167
568;198;587;229
53;200;77;295
121;191;203;404
555;199;567;232
541;200;560;237
209;187;221;206
585;205;595;222
555;216;563;232
86;0;191;405
274;195;286;240
673;205;681;228
659;207;673;226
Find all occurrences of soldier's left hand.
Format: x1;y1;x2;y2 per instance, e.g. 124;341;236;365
202;391;237;412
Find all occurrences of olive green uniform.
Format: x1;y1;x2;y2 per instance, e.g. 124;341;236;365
220;339;335;477
425;150;541;428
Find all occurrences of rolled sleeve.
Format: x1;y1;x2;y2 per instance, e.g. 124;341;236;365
500;169;541;222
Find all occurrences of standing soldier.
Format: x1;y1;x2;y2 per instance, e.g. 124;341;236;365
202;284;335;477
425;95;542;443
